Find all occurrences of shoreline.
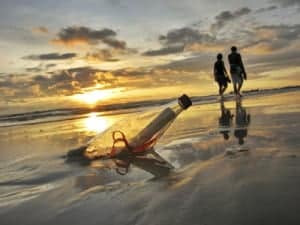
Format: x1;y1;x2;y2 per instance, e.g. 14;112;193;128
0;85;299;128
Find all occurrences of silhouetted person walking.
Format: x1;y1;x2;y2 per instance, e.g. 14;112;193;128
228;46;247;97
213;53;231;98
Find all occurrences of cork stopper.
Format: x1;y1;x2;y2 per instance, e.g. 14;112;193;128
178;94;192;109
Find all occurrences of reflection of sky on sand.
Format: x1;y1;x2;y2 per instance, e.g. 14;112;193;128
156;91;300;168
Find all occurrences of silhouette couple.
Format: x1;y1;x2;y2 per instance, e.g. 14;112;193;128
219;99;251;145
214;46;247;98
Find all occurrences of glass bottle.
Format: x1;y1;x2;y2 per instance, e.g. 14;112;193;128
85;94;192;159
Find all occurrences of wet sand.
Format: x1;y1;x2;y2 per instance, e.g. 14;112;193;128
0;90;300;225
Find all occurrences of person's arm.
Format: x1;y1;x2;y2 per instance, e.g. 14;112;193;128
213;63;217;81
222;61;231;82
247;114;251;125
222;61;228;75
239;54;247;79
228;54;231;64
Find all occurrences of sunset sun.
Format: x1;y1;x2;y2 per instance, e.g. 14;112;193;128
72;88;123;105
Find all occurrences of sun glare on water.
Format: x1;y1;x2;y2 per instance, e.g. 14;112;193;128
84;113;110;133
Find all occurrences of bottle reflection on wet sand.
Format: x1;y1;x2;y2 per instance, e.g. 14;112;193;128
234;99;251;145
113;149;173;177
66;147;173;190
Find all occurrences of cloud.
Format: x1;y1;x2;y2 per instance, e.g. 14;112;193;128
158;54;213;73
111;66;205;88
265;24;300;41
25;63;57;73
143;27;215;56
159;27;214;46
31;67;124;97
46;63;57;68
85;49;119;62
0;68;94;100
255;5;278;13
143;8;254;57
32;26;49;34
142;45;184;56
242;24;300;53
52;26;126;49
1;45;299;103
272;0;300;7
211;7;251;32
84;46;136;62
185;42;225;52
26;67;43;73
247;49;300;73
102;38;126;49
0;61;206;102
0;74;34;100
23;53;77;60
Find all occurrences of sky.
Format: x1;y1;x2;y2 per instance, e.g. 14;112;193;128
0;0;300;113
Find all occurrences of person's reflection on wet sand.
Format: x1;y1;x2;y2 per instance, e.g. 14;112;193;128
219;100;234;140
234;99;251;145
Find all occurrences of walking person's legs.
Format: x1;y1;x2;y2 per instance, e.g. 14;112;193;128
237;78;244;96
230;72;239;96
221;83;228;95
233;83;238;95
218;80;226;96
217;81;222;96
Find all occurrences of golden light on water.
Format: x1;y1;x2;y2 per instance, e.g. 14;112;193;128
84;113;110;133
72;88;123;105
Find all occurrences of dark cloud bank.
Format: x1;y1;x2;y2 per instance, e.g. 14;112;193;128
142;7;252;56
143;27;215;56
211;7;251;31
273;0;300;7
53;26;126;49
23;53;77;60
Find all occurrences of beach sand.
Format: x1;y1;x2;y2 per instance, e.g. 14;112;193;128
0;90;300;225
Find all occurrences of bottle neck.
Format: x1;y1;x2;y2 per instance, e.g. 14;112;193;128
171;104;184;115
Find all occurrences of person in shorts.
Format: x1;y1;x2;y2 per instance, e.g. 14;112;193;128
228;46;247;97
213;53;230;97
